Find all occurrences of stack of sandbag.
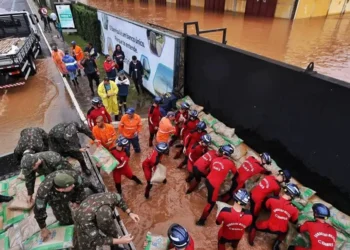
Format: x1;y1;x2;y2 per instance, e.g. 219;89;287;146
209;132;227;148
175;96;204;113
291;186;316;211
144;232;170;250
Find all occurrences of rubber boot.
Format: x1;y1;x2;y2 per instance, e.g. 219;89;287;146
131;175;142;185
163;178;167;184
116;183;122;195
186;181;198;194
149;133;154;147
272;240;282;250
196;218;206;226
248;228;256;246
119;105;123;115
185;173;194;183
144;182;152;199
177;158;187;169
174;150;182;160
77;69;81;76
0;195;13;202
168;136;176;147
123;103;127;113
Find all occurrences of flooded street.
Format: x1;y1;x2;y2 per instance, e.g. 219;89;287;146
84;0;350;82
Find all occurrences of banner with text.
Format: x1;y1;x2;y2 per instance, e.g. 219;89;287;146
55;4;75;29
98;11;176;96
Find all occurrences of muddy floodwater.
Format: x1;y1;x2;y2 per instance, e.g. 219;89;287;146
0;59;79;155
84;0;350;82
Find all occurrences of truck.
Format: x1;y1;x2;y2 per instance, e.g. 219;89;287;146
0;11;41;89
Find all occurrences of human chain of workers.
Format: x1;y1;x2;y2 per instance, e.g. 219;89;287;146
0;96;337;250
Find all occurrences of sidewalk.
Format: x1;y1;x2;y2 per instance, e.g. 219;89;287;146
31;0;152;119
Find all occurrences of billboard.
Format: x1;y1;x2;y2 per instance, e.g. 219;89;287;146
97;11;177;96
54;4;76;30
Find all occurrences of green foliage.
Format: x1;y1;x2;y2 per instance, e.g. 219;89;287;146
71;3;101;52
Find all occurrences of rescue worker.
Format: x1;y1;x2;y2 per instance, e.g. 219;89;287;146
148;96;163;147
51;45;68;76
173;110;200;159
169;102;190;146
14;127;49;163
98;77;119;121
168;224;195;250
197;145;236;226
75;192;140;250
250;169;292;221
156;111;176;144
34;170;86;241
248;183;300;250
92;116;117;151
142;142;169;199
220;152;272;202
185;148;221;194
62;50;79;87
183;121;207;157
118;108;142;154
111;137;142;195
71;41;84;76
87;97;112;130
216;189;253;250
49;122;98;176
288;203;336;250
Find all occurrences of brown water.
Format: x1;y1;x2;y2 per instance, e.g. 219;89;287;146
0;59;79;155
84;0;350;82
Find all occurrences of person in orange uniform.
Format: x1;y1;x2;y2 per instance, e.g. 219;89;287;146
288;203;336;250
91;116;117;151
111;137;142;195
142;142;169;199
168;224;195;250
148;96;163;147
156;112;176;144
216;189;253;250
71;41;84;76
169;102;190;146
249;183;300;250
118;108;142;155
51;46;68;76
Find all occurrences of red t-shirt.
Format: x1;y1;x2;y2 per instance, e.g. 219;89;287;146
257;196;298;233
251;175;281;202
185;130;207;150
207;156;236;187
111;149;129;169
168;236;195;250
299;221;337;250
194;149;219;174
236;156;267;183
142;149;162;168
148;105;162;128
181;119;199;140
187;143;208;163
87;106;112;129
216;207;253;240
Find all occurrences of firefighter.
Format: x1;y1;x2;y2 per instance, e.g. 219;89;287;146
87;97;112;130
173;110;200;159
110;137;142;195
196;145;236;226
216;189;253;250
142;142;169;199
248;183;300;250
148;96;163;147
250;169;292;222
184;121;207;155
220;152;272;202
168;224;195;250
156;112;176;144
169;102;190;146
118;108;142;154
185;148;221;194
288;203;336;250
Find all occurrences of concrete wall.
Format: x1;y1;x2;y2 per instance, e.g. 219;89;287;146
294;0;332;18
275;0;296;18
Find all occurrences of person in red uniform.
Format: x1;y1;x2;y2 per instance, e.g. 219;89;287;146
196;145;236;226
168;224;195;250
173;110;200;159
288;203;336;250
216;189;253;250
184;121;207;154
111;137;142;195
249;183;300;250
87;97;112;130
142;142;169;199
250;169;292;222
220;152;272;202
169;102;190;147
185;148;221;194
148;96;163;147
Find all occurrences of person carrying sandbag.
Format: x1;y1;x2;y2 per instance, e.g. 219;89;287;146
180;121;207;160
156;112;176;144
75;192;140;250
169;102;190;146
142;142;169;199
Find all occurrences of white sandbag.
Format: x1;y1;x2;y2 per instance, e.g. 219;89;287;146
0;216;4;234
144;232;169;250
223;134;244;147
213;122;235;138
206;126;214;134
232;143;248;160
92;146;118;174
0;232;10;250
151;164;167;184
191;104;204;113
176;96;195;109
2;204;29;228
265;159;281;173
209;132;227;148
216;201;232;218
201;114;217;127
198;111;206;120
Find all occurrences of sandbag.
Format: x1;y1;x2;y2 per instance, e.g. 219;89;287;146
285;222;298;248
191;104;204;113
176;96;195;109
23;223;74;250
223;135;243;147
201;114;217;127
265;159;281;174
198;111;205;120
0;216;4;234
292;186;316;210
219;171;234;196
0;176;20;197
151;164;167;184
329;207;350;235
309;196;333;210
232;143;248;160
144;232;169;250
216;201;232;218
92;146;118;174
2;203;29;228
297;203;314;225
341;241;350;250
209;132;227;148
336;231;347;249
213;122;235;138
290;233;309;249
0;233;10;250
206;126;214;134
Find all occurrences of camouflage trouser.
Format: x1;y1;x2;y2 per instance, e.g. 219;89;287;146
49;200;74;226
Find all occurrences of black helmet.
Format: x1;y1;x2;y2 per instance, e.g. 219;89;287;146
155;142;169;154
91;97;102;106
233;189;250;206
117;136;129;147
279;169;292;183
196;121;206;131
312;203;330;219
219;145;234;156
181;102;190;110
260;152;272;165
154;96;163;104
167;224;190;248
284;183;300;199
189;110;198;118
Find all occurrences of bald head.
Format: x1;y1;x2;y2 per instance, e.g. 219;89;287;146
96;116;104;128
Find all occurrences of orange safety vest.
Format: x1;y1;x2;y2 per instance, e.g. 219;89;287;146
92;123;117;150
156;117;175;143
118;114;142;139
72;45;84;61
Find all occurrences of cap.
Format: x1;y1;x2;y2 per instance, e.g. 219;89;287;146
54;173;75;188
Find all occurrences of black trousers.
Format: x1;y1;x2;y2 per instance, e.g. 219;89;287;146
132;77;144;94
86;72;100;93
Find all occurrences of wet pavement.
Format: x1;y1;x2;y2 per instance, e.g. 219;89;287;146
83;0;350;82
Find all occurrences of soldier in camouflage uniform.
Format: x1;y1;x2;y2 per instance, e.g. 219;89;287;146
48;122;97;176
34;170;86;241
75;192;140;250
14;127;49;163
